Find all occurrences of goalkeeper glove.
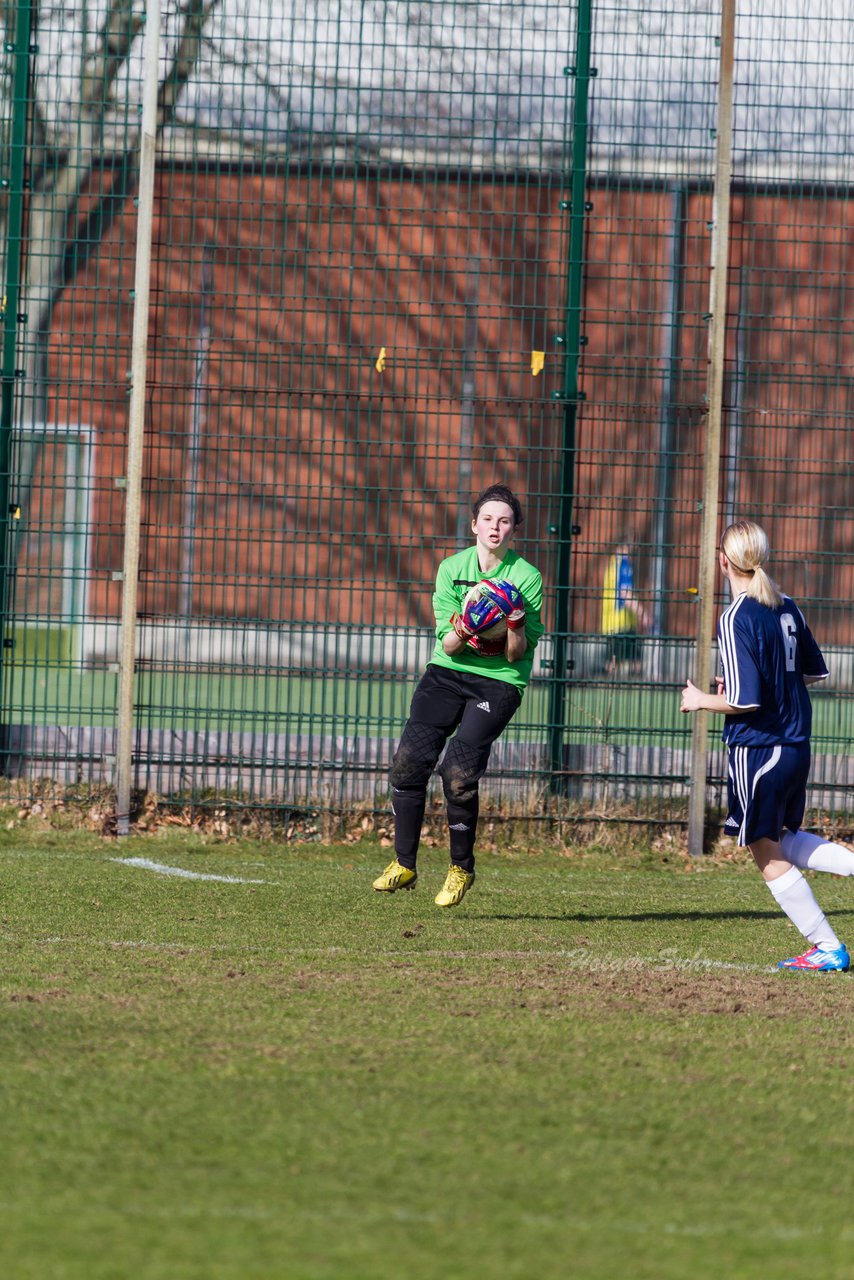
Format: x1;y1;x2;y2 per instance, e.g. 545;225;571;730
451;589;504;654
450;612;506;656
478;578;526;630
461;591;505;634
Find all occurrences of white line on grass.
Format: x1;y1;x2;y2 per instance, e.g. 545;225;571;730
109;857;271;884
347;946;771;974
12;935;777;973
4;1199;838;1242
30;937;263;952
121;1207;847;1241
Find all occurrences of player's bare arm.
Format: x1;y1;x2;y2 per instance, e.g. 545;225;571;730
505;626;527;662
443;628;468;656
680;677;751;716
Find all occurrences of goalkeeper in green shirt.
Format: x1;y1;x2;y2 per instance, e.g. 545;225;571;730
372;484;544;907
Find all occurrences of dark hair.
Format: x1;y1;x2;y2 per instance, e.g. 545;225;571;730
472;484;523;527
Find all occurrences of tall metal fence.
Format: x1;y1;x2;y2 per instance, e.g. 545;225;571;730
0;1;851;834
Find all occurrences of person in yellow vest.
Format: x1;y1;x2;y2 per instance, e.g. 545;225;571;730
601;541;649;676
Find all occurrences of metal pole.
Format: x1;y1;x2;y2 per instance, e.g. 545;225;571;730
455;256;479;545
115;0;161;834
723;261;746;529
548;0;592;784
688;0;736;857
179;244;213;655
0;0;33;772
651;184;686;643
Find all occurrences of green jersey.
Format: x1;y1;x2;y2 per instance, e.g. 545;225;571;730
429;546;544;693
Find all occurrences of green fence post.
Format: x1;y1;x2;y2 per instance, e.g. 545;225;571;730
0;0;33;770
549;0;593;786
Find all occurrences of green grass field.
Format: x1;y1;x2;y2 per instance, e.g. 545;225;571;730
2;825;853;1279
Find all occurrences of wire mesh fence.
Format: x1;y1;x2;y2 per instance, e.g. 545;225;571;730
0;1;851;831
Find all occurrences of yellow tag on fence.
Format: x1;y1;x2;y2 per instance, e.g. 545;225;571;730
375;347;387;373
531;350;545;376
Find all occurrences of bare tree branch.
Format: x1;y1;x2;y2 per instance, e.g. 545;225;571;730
0;0;218;420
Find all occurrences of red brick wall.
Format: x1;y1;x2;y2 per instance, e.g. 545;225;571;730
40;171;854;644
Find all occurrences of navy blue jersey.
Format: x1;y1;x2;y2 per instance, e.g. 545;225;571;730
717;592;828;747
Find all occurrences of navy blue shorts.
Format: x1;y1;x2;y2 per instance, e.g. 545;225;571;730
724;741;811;846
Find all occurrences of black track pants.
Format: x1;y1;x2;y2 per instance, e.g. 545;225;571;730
389;664;522;872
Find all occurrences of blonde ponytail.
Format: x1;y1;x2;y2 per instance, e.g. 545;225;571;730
720;520;784;609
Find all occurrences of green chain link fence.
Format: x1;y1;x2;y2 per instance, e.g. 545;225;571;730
0;0;851;834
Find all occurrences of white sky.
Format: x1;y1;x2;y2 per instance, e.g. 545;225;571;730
27;1;854;179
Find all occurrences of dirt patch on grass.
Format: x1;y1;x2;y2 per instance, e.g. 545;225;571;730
270;955;854;1029
402;957;852;1022
495;961;854;1021
566;968;846;1017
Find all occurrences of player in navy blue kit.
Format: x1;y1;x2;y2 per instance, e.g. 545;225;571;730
681;519;854;972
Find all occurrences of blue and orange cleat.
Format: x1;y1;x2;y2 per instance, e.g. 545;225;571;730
777;944;850;973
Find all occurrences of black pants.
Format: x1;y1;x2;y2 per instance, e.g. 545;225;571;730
389;664;522;872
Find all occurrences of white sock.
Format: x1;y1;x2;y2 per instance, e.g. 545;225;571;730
767;865;841;951
781;828;854;877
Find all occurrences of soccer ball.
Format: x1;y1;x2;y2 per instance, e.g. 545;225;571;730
462;582;507;650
